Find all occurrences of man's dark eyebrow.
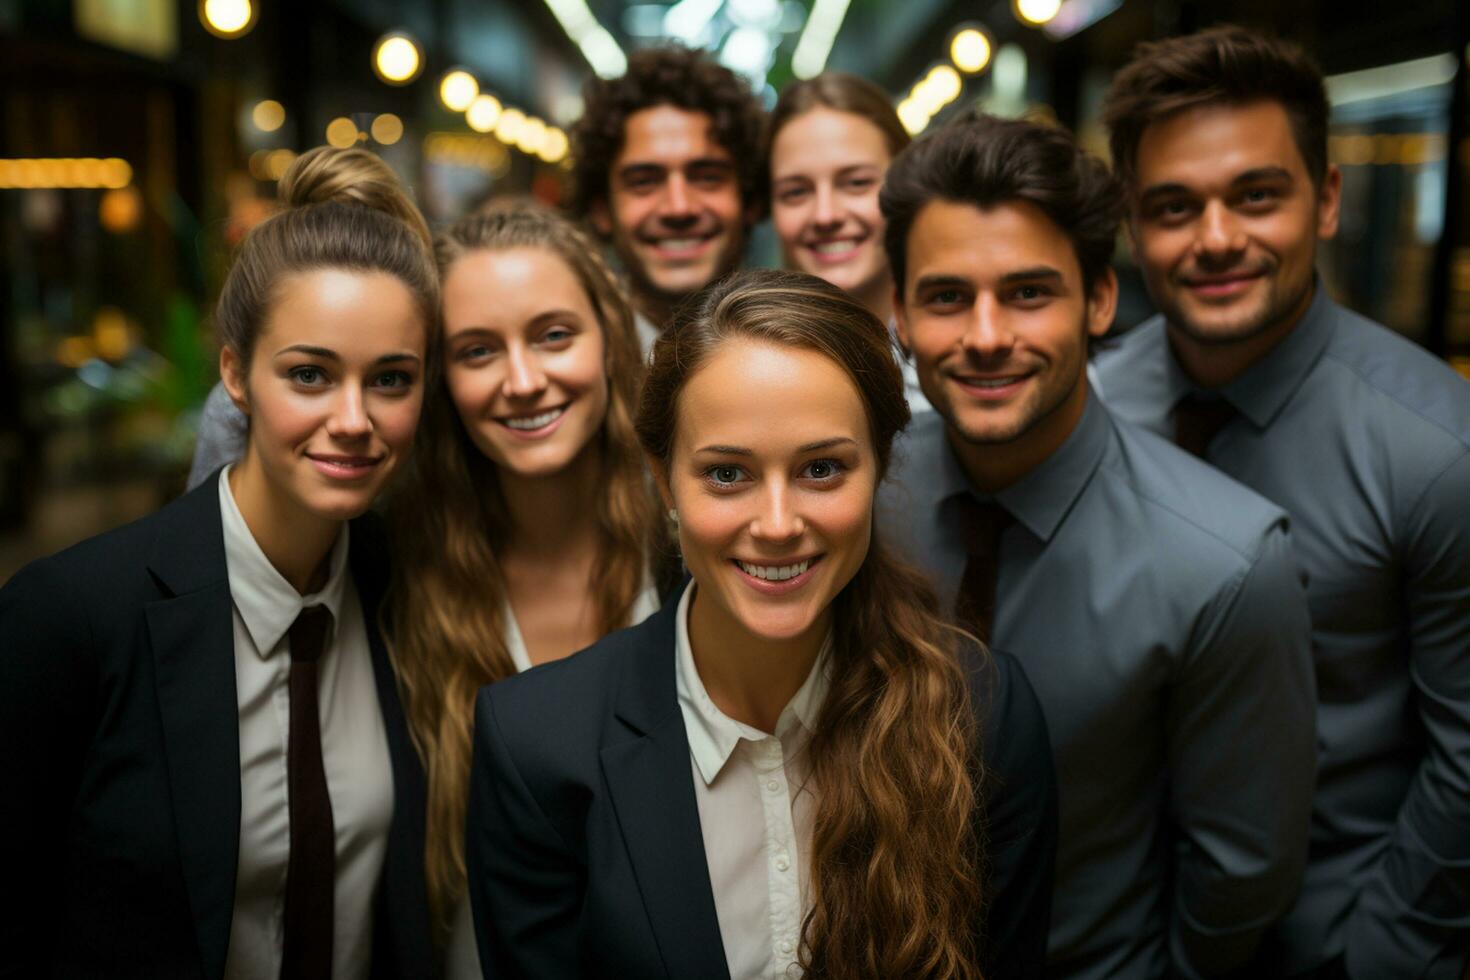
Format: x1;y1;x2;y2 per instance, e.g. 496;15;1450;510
798;437;858;452
1232;166;1294;185
1140;167;1296;204
616;163;668;182
913;274;973;292
694;444;753;456
998;267;1064;285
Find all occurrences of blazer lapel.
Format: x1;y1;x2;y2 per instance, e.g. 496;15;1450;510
144;476;240;980
600;600;731;980
349;516;435;975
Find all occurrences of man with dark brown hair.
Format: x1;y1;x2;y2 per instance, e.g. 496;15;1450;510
879;113;1316;980
1096;25;1470;979
568;46;765;346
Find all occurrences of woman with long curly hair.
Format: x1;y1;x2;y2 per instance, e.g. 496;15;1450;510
385;203;670;975
465;267;1057;979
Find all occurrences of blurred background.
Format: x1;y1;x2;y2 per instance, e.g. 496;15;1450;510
1;0;1467;580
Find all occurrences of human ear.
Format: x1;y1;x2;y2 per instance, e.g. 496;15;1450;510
892;287;913;355
220;346;251;416
646;454;674;511
1316;164;1343;241
589;199;614;238
1086;267;1119;340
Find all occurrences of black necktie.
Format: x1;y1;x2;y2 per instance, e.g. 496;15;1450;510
281;605;335;980
954;497;1013;647
1173;392;1238;459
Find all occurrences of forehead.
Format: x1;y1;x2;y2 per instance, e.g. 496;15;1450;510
1135;100;1310;190
905;199;1081;284
770;107;891;179
675;339;867;452
442;246;595;328
618;104;731;166
266;268;425;357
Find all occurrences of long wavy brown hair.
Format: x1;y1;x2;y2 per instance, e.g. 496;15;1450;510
386;203;665;937
636;268;984;979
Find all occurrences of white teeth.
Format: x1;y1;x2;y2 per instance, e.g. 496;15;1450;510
736;559;811;582
659;237;703;249
812;241;859;255
503;408;563;430
970;377;1020;388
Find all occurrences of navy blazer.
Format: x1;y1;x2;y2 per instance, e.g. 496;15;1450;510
0;475;436;979
466;594;1058;979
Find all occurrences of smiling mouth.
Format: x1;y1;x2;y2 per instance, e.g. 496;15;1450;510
733;556;819;581
807;237;865;258
645;233;718;258
307;454;384;479
499;406;566;431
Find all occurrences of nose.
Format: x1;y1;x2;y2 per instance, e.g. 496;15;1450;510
749;480;805;543
503;344;548;399
326;384;372;439
659;173;697;225
812;184;841;231
961;293;1016;360
1195;199;1246;260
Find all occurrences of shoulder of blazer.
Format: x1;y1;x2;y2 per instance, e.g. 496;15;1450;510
6;475;228;614
480;597;682;773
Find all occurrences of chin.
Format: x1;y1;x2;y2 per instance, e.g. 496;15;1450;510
299;484;382;523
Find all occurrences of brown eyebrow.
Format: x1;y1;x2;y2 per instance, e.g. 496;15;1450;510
998;266;1064;285
913;274;973;293
448;310;584;340
1140;166;1296;205
276;344;420;366
693;437;857;456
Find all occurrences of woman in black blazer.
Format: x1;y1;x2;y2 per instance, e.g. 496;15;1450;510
466;269;1057;979
0;148;440;979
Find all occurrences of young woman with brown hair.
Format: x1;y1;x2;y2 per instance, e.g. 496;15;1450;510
765;73;929;415
464;267;1056;979
0;146;439;976
384;203;669;975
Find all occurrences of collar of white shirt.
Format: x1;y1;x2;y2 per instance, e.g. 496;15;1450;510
218;464;351;658
673;581;832;786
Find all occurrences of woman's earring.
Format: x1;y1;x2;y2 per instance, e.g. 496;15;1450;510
668;508;680;525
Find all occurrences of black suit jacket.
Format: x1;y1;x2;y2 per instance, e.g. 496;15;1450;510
0;476;436;979
466;594;1057;979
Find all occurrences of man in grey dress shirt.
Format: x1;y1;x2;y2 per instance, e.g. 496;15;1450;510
877;114;1318;979
1094;27;1470;979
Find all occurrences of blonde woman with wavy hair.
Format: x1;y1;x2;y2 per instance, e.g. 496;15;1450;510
386;203;669;975
465;267;1058;979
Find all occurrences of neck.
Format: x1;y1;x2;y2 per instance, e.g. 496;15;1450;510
854;271;895;327
688;585;827;734
228;453;341;595
949;373;1088;493
498;443;604;561
632;285;677;335
1168;282;1315;389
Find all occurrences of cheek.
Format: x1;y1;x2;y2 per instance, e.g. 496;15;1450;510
814;483;875;548
772;204;806;246
248;384;321;450
446;366;494;420
373;393;424;448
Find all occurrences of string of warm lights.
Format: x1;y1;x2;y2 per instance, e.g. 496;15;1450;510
0;158;133;190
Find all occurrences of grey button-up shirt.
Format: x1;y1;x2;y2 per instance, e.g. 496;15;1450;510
1094;287;1470;979
879;394;1316;980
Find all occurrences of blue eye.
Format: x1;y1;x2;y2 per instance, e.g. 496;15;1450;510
802;458;845;481
290;366;328;386
705;464;747;487
456;344;491;362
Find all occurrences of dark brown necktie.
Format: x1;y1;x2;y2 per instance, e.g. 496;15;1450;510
282;605;335;980
1173;392;1238;459
954;497;1013;647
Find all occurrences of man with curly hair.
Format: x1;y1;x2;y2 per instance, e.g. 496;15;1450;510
569;45;765;345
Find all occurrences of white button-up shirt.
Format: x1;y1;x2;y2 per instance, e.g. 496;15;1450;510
218;468;394;980
673;583;831;980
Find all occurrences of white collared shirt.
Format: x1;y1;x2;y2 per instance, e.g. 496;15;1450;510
674;582;831;980
218;467;394;980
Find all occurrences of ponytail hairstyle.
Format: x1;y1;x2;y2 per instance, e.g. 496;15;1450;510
387;202;667;936
636;267;984;979
214;145;439;378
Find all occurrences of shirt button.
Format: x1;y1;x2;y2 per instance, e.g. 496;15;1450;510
775;855;790;872
766;778;781;793
779;940;794;955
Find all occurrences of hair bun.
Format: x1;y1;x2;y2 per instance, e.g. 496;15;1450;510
277;145;433;250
